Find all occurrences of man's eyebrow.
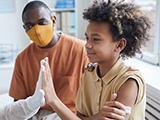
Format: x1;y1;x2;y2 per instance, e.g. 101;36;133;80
39;18;47;20
24;21;33;25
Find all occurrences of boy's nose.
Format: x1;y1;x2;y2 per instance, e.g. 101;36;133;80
85;42;93;49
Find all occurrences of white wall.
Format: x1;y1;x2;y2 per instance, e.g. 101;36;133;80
77;0;91;39
0;0;30;51
0;0;30;94
125;58;160;90
28;0;55;8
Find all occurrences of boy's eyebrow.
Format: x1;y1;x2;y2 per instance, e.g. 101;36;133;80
91;33;101;37
85;33;101;37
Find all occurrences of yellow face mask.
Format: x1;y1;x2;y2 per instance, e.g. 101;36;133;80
27;22;53;47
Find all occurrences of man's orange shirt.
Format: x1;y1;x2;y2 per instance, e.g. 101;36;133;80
9;33;88;113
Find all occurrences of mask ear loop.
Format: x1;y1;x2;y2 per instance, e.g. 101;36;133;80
51;11;56;23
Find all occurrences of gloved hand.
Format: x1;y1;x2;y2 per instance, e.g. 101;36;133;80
0;59;46;120
26;60;46;110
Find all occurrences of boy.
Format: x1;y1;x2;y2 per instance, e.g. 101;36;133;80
42;0;150;120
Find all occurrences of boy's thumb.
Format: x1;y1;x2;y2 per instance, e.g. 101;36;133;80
111;93;117;101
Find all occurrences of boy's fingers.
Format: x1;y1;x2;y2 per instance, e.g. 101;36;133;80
103;112;125;120
44;59;52;78
111;93;117;101
105;101;126;110
102;106;126;116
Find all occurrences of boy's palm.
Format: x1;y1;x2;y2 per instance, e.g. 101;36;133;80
41;57;58;106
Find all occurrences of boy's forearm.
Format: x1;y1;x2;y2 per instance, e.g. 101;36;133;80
49;98;81;120
77;112;101;120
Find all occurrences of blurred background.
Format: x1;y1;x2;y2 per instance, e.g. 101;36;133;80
0;0;160;119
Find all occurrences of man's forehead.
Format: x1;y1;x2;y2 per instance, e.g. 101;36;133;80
23;7;51;22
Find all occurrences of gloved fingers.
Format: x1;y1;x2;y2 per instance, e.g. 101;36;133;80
26;89;45;111
39;89;45;107
35;59;46;92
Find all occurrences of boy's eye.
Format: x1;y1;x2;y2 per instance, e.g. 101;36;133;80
93;38;100;41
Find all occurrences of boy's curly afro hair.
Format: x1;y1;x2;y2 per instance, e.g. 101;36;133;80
83;0;151;58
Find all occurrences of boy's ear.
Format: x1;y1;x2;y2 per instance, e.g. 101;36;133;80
116;38;127;52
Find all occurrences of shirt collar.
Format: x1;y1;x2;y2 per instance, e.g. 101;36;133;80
93;58;129;84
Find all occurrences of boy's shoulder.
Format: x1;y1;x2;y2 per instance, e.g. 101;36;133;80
120;65;145;84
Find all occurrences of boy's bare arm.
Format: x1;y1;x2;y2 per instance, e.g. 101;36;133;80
116;78;139;119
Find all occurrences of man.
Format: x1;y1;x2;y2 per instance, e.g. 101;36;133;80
9;1;87;119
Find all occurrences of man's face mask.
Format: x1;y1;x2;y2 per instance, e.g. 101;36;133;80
26;22;53;47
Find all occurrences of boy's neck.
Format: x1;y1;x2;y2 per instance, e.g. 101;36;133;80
97;57;119;78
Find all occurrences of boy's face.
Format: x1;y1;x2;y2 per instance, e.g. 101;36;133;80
85;21;119;64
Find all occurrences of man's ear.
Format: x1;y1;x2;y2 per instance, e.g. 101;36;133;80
51;11;56;23
115;38;127;52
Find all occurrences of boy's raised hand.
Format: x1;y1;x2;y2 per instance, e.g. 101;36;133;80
41;57;58;106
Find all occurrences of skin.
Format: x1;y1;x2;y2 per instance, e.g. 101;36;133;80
22;7;58;49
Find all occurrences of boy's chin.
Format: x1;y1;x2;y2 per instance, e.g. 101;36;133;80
89;58;97;63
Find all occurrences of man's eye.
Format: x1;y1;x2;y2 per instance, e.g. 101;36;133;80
85;37;89;41
23;24;33;30
38;20;49;25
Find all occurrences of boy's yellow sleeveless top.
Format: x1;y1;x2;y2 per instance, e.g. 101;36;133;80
76;59;146;120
